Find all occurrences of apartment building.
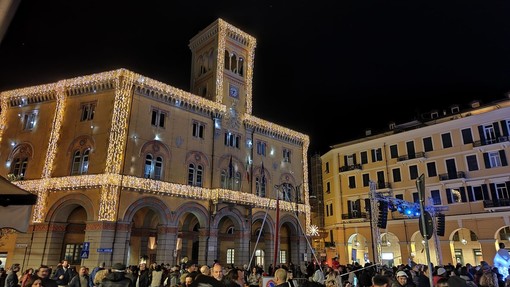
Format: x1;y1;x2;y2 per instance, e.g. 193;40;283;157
321;97;510;267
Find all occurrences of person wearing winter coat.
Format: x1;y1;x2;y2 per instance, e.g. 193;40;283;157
69;266;92;287
99;263;133;287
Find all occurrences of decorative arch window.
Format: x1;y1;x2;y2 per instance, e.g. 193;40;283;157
255;176;266;197
188;163;203;187
8;143;33;180
71;148;90;175
221;170;241;191
282;183;293;202
140;141;170;181
144;154;163;180
224;50;244;77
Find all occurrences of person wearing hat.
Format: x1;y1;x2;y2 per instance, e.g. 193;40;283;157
392;271;415;287
433;268;448;287
99;263;133;287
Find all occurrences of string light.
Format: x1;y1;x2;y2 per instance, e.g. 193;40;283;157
0;19;312;230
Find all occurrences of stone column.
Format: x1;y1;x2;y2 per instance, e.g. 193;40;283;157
156;225;178;265
198;228;210;266
237;228;250;266
207;227;219;263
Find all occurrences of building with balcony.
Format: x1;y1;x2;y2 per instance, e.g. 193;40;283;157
321;97;510;267
0;19;310;270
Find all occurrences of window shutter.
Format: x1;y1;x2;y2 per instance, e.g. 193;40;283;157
371;149;376;162
467;186;474;202
478;125;485;145
446;189;452;204
459;187;467;202
500;150;508;166
501;120;509;137
494;122;501;138
483;152;490;168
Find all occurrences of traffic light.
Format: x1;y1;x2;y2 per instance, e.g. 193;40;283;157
436;213;445;236
377;201;388;229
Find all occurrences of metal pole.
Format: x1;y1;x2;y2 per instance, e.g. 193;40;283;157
417;174;434;287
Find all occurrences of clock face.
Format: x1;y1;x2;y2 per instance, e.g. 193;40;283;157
229;85;239;98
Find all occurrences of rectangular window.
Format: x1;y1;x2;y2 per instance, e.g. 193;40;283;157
80;102;96;121
412;192;419;203
224;132;241;148
487;151;503;168
423;137;433;152
192;121;205;138
325;162;330;173
329;203;333;216
151;109;166;127
257;141;267;156
409;165;419;180
226;248;235;264
431;190;441;205
279;250;287;264
392;168;401;182
64;243;83;265
472;186;484;201
441;132;453;148
362;173;370;187
326;182;331;193
426;162;437;177
283;148;291;163
389;144;398;159
23;111;37;131
360;151;368;164
348;176;356;189
496;183;509;200
371;148;383;162
466;155;479;171
461;128;473;144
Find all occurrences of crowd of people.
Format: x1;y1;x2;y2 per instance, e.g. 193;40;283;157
1;258;510;287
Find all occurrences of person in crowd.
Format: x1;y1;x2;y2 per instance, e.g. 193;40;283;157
24;277;44;287
21;268;35;287
392;271;415;287
137;263;151;287
372;275;390;287
151;265;163;287
6;264;21;287
479;264;498;287
274;269;288;287
212;264;223;283
434;268;448;287
184;275;194;287
69;266;91;287
417;265;431;287
0;268;7;287
181;262;197;286
99;263;132;287
200;266;211;277
53;260;73;287
125;266;138;287
436;278;449;287
90;263;106;287
35;265;58;287
247;267;260;287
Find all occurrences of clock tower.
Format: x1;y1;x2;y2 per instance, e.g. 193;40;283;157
188;18;257;117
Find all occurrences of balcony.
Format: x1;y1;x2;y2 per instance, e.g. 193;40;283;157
397;151;426;162
339;163;362;172
438;171;466;181
341;212;368;220
473;136;509;147
483;199;510;208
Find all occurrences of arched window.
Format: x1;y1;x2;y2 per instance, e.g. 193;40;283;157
144;154;163;180
11;157;28;179
282;183;293;202
188;163;203;187
224;50;230;70
8;143;33;180
256;176;266;197
71;148;90;175
221;170;241;191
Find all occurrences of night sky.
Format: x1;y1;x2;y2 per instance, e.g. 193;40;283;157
1;1;510;155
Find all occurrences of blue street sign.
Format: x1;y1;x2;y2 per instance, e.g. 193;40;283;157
81;250;89;259
83;242;90;251
97;248;113;253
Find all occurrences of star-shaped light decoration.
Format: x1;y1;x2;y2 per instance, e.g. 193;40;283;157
310;224;319;237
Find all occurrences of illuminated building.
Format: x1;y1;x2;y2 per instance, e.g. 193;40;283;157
321;97;510;267
0;19;310;269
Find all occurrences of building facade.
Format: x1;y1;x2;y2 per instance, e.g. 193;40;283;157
0;19;311;271
321;98;510;268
